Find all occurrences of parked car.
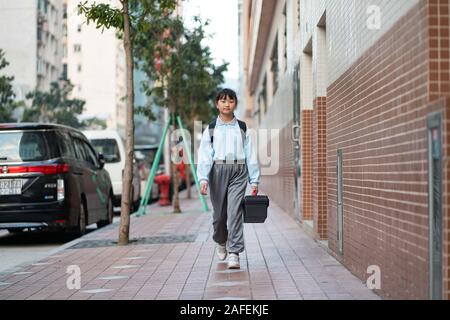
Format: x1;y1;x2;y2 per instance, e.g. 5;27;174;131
134;144;160;202
0;123;114;235
83;130;141;211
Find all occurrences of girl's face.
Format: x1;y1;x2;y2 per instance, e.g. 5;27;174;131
216;96;237;116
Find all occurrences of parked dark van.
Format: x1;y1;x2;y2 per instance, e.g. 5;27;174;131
0;123;114;235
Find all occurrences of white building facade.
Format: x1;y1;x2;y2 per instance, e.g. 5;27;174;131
0;0;64;102
66;0;126;135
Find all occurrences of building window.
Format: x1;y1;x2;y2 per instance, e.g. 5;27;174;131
37;25;43;42
62;63;68;80
74;44;81;52
37;58;44;76
53;7;58;26
38;0;49;14
77;24;82;32
77;64;82;72
257;97;264;123
270;36;279;95
261;77;267;115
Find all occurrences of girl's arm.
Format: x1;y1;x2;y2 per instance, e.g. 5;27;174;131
244;129;260;187
197;127;214;184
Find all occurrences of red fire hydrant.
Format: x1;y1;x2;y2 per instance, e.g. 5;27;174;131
154;174;171;206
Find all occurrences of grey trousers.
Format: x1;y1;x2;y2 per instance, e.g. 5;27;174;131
209;163;248;254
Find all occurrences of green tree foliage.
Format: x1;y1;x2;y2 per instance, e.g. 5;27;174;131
23;81;85;128
78;1;227;128
168;17;228;128
134;15;228;128
0;49;22;123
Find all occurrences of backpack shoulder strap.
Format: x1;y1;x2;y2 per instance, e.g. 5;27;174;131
208;118;217;144
237;120;247;133
237;120;247;144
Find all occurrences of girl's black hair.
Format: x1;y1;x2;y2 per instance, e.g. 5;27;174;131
215;88;238;106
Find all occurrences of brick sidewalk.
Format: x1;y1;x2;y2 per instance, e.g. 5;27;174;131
0;189;380;300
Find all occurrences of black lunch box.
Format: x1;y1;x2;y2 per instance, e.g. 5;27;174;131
242;195;270;223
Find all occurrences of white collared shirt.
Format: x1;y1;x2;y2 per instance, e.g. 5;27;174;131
196;116;260;186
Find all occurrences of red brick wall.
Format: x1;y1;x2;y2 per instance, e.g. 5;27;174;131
301;110;313;220
313;97;327;239
429;0;450;302
327;0;449;299
260;120;296;219
429;0;450;101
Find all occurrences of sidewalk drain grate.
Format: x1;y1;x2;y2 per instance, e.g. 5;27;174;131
68;234;198;249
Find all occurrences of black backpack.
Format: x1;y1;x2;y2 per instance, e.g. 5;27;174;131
208;118;247;145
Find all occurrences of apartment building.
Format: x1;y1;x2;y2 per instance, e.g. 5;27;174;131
66;0;126;136
239;0;449;299
0;0;65;100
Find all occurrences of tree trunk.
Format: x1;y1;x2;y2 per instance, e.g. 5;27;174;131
118;0;134;245
172;161;181;213
186;163;191;199
168;110;181;213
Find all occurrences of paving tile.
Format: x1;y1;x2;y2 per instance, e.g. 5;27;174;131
12;272;34;276
211;296;250;300
98;275;130;280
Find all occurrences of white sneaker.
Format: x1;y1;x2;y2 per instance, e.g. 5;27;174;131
227;253;240;269
216;244;227;261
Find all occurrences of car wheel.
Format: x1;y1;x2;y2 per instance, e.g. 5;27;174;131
77;203;87;236
97;196;113;228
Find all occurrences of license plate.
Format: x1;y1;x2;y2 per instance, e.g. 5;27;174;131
0;179;23;195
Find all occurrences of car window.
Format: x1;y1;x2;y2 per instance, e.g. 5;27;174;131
57;131;76;158
82;141;100;168
0;131;57;162
73;138;88;162
89;138;121;163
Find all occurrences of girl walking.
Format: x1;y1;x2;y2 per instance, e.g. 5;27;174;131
197;88;260;269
